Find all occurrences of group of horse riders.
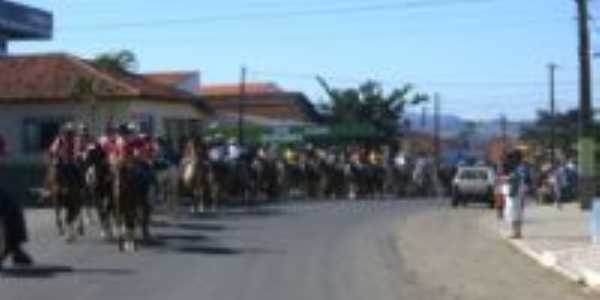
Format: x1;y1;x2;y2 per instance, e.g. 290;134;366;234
44;120;439;252
46;121;160;251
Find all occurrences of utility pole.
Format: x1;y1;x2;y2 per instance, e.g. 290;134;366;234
238;66;247;146
433;93;441;170
421;105;427;129
575;0;595;210
548;63;558;168
501;114;507;157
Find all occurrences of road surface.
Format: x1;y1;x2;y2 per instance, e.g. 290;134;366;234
1;199;595;300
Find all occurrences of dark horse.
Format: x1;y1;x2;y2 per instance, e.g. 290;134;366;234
83;144;115;239
321;155;348;200
45;161;85;242
250;155;282;201
114;159;153;252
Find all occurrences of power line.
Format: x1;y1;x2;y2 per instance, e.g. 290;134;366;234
57;0;501;31
248;69;584;88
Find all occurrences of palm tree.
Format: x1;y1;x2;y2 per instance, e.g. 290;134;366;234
92;50;137;73
71;50;138;134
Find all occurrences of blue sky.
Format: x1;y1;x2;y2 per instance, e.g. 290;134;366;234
10;0;600;120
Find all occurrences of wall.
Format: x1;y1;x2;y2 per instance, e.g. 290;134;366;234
0;99;207;165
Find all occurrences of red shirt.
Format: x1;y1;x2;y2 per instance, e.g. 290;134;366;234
49;136;76;164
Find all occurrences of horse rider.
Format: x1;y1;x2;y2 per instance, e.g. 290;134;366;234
74;123;96;164
208;135;226;164
225;138;241;163
136;132;160;181
49;122;83;188
98;123;120;167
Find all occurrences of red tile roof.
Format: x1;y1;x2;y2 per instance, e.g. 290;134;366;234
0;53;209;112
143;71;197;88
199;82;282;96
202;92;322;123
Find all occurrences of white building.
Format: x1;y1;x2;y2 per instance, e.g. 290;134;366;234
0;53;212;165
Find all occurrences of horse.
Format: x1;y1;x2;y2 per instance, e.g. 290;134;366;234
410;157;437;197
180;141;211;214
83;144;115;239
364;161;386;199
153;158;179;214
114;159;153;252
302;155;324;199
320;155;348;200
250;156;282;201
45;161;85;242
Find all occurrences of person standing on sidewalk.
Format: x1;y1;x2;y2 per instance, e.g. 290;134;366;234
505;150;530;239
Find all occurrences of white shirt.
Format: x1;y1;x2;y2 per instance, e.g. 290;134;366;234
394;155;406;167
227;144;240;160
208;147;223;162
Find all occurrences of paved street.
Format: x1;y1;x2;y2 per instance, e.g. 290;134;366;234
1;200;595;300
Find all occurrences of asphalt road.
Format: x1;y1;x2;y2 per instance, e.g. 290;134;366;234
0;199;595;300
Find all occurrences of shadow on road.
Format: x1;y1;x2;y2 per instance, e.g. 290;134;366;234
151;220;227;232
176;245;286;256
1;265;135;278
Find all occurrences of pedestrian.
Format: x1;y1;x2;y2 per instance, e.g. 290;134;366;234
504;150;529;239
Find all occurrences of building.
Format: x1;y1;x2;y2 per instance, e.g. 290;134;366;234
0;53;212;165
0;1;52;55
199;82;322;125
143;71;200;93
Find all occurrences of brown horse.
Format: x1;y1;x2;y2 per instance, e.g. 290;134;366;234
45;163;85;242
180;140;211;214
114;160;152;252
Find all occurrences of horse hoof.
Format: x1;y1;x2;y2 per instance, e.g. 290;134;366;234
65;235;76;244
100;230;113;240
124;241;136;252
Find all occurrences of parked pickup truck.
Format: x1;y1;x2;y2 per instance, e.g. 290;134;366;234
451;166;496;208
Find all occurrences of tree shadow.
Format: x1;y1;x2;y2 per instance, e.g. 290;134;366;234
150;219;227;232
1;265;134;278
175;245;286;256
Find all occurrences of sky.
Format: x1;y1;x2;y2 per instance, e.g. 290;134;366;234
9;0;600;121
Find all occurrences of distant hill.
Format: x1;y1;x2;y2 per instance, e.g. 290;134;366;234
404;113;527;140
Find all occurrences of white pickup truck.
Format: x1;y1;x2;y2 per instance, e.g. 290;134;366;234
451;166;496;208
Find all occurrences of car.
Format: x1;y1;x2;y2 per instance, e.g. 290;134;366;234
451;166;495;208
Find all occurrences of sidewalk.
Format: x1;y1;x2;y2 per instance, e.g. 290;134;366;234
492;203;600;290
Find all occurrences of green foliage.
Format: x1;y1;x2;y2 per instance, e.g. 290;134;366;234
520;109;580;152
319;79;428;140
92;50;138;73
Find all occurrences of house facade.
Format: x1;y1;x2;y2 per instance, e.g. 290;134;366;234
0;53;212;165
199;82;322;125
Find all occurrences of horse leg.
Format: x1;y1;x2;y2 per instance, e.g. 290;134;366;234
64;191;81;243
141;194;152;241
54;196;65;236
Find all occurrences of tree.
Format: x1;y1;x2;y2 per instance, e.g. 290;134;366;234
92;50;137;73
520;109;580;155
71;50;138;133
317;78;428;140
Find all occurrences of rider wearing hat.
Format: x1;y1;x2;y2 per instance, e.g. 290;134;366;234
49;122;82;187
98;123;119;166
115;122;142;164
74;122;96;164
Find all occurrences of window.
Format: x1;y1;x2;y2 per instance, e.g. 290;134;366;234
22;117;70;153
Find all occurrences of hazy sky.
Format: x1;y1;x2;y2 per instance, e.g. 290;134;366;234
10;0;600;120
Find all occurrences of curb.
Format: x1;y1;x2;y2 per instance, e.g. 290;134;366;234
506;238;585;285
